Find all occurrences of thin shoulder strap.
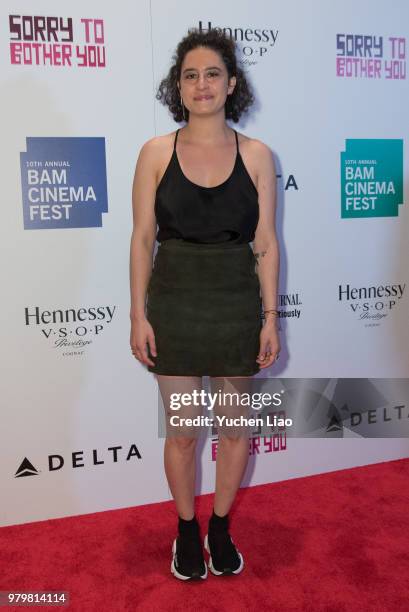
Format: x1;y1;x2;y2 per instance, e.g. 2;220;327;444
173;129;180;151
233;129;239;153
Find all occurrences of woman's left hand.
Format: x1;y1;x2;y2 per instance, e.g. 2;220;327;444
256;319;281;369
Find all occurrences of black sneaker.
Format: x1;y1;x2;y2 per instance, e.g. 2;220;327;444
171;531;208;581
204;531;244;576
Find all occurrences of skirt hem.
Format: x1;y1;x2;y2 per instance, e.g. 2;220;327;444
147;367;260;377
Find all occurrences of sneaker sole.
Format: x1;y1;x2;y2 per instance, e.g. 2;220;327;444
204;533;244;576
170;538;208;581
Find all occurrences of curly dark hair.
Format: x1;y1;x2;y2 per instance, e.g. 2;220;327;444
156;28;255;123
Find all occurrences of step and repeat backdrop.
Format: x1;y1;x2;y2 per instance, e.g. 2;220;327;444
1;0;408;526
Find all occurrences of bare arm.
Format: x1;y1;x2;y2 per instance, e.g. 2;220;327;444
252;141;279;325
129;138;160;366
251;140;280;368
129;139;158;322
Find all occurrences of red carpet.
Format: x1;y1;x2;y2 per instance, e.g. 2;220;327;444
1;458;409;611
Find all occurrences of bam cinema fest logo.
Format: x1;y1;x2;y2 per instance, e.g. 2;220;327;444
24;305;116;356
9;15;106;68
340;139;403;218
338;283;405;326
336;34;406;79
15;443;142;478
20;137;108;229
195;21;278;67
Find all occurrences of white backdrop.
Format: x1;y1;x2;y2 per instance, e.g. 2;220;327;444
1;0;408;527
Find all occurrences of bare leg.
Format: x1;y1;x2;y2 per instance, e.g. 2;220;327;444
210;376;252;516
156;375;203;520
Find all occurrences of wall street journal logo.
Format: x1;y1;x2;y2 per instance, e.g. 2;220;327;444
340;139;403;218
278;292;302;320
20;137;108;229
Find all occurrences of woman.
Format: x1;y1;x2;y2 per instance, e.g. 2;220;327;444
130;28;280;580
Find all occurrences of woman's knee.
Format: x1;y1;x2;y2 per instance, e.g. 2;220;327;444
165;435;198;453
217;431;250;444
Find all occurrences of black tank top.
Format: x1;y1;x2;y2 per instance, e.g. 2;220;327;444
154;128;259;244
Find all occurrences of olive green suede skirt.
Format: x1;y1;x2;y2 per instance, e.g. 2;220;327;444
146;239;262;377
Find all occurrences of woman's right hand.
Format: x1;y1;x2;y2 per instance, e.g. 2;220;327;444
130;317;157;367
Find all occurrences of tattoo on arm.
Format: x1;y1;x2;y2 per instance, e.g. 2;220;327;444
254;250;267;265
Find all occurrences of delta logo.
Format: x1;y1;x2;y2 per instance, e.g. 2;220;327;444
14;444;142;477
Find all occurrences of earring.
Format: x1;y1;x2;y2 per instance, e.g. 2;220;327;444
180;94;186;121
